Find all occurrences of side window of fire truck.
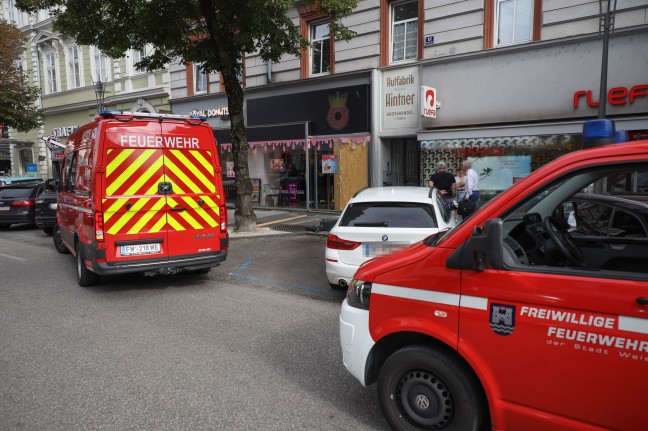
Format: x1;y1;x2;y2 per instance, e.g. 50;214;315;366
64;152;77;193
73;149;91;196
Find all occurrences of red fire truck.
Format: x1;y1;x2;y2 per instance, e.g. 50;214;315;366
340;119;648;430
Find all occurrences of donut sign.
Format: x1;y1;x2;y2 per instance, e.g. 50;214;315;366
421;86;437;118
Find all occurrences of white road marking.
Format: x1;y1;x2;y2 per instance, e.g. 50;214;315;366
0;252;27;262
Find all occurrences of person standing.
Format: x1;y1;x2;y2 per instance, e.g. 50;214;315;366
428;161;456;210
463;160;480;211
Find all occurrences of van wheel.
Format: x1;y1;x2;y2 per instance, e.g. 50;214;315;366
76;243;97;287
377;346;485;431
53;225;70;254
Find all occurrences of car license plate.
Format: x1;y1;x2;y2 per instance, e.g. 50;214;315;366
363;242;407;258
49;203;57;210
120;243;161;256
0;206;9;211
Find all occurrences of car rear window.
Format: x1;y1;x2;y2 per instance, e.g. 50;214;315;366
339;202;438;228
0;188;33;198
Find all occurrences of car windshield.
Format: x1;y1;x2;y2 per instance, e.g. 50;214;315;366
0;188;33;198
339;202;438;228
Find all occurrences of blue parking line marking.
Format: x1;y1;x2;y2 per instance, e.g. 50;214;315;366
229;273;339;297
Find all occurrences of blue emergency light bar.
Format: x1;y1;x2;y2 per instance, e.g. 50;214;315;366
98;110;207;121
582;119;627;148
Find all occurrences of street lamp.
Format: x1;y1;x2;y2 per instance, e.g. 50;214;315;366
93;79;106;111
597;0;617;119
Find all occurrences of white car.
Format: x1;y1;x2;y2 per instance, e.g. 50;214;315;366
325;186;457;288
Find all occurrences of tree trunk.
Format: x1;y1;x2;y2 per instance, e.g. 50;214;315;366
221;67;257;231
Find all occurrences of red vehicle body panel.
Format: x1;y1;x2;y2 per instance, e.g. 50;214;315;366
354;140;648;430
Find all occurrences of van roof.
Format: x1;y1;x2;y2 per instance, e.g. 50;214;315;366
98;110;207;121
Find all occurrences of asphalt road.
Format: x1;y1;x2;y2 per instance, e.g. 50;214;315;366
0;225;387;430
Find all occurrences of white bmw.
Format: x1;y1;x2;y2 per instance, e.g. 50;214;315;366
325;186;457;289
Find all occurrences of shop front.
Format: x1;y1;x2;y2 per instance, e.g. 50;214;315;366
174;78;371;211
417;29;648;202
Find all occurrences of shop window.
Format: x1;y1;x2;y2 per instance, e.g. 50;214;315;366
45;50;58;94
484;0;542;49
66;45;82;89
380;0;422;66
311;21;331;75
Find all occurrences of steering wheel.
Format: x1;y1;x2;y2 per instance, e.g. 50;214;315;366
544;216;586;267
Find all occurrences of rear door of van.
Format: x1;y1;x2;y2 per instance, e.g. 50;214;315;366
101;119;169;262
159;120;223;257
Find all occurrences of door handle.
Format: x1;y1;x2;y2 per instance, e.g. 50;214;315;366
171;207;187;212
158;182;173;194
197;200;205;206
637;297;648;306
126;202;132;209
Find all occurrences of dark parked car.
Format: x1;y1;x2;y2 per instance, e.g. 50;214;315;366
0;181;45;228
35;179;58;235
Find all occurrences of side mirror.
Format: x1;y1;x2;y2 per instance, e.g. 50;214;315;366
447;218;505;271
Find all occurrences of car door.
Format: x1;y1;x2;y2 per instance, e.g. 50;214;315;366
102;119;169;262
457;164;648;430
159;121;222;257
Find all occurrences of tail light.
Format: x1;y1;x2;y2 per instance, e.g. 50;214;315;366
95;212;104;242
12;199;34;207
220;205;227;231
327;234;360;250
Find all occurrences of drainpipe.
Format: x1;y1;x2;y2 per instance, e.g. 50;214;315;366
266;61;272;84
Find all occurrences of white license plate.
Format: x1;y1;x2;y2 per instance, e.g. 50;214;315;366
363;242;407;258
49;203;57;210
120;243;161;256
0;206;9;211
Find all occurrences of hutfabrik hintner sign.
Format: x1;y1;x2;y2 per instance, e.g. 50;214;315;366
382;66;419;130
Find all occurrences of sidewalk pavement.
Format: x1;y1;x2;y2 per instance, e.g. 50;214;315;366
226;207;339;239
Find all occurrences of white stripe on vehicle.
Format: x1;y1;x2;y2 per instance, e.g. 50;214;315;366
618;315;648;335
373;283;460;306
460;295;489;310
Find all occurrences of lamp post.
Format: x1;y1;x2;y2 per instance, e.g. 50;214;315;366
598;0;617;119
93;79;106;111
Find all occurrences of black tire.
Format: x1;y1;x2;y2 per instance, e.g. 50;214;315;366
0;224;10;229
53;225;70;254
377;346;485;431
76;242;97;287
195;267;211;275
42;226;54;235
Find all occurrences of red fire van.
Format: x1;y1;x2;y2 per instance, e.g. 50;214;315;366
54;111;228;286
340;120;648;431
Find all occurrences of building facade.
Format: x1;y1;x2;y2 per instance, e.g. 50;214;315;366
169;0;648;211
0;0;172;180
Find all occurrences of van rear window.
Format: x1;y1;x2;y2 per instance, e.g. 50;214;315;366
339;202;437;228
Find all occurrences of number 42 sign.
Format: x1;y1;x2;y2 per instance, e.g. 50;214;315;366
421;86;438;119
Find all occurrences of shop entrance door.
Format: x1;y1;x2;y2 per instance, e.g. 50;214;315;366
390;138;419;186
309;145;335;210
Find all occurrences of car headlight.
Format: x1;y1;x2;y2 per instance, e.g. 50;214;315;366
347;279;372;310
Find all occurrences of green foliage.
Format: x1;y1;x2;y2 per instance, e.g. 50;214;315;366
0;20;41;132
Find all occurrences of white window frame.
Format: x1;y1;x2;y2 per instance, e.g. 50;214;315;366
90;46;111;83
310;21;331;76
44;50;59;94
494;0;534;46
128;46;150;75
390;0;418;64
65;44;82;89
8;0;25;27
193;63;207;94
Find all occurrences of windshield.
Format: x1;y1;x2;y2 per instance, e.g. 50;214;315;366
0;188;33;198
339;202;438;228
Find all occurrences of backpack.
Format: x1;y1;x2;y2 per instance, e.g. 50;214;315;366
458;199;475;218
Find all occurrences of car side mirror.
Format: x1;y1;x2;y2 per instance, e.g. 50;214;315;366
446;218;505;271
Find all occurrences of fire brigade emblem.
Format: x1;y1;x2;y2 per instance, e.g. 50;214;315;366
489;303;516;336
326;91;349;130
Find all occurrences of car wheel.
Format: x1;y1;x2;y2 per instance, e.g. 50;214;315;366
53;225;70;254
42;226;54;235
76;242;97;287
377;346;485;431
